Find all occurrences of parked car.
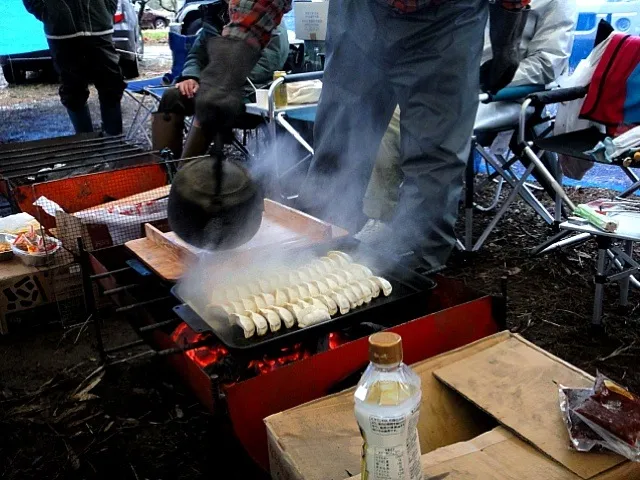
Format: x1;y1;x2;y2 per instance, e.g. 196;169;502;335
176;0;295;36
0;0;144;84
139;6;171;29
571;0;640;69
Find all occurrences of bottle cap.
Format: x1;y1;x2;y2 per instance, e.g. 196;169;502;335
369;332;403;365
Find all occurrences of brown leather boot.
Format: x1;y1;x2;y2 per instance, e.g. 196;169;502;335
181;124;213;160
151;112;184;158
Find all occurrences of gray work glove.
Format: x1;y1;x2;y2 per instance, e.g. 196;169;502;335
480;3;530;94
195;37;261;131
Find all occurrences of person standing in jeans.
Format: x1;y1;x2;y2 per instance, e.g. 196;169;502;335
22;0;126;135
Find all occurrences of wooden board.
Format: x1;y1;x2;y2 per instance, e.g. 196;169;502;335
125;199;346;282
433;336;624;479
79;185;170;213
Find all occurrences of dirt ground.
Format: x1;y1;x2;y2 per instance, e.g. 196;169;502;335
1;65;639;479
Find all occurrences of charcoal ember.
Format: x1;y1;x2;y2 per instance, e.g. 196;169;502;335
574;376;640;448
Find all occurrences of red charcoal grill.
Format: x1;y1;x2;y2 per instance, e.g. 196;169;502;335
83;244;505;470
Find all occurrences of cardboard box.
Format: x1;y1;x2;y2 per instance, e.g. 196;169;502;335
265;332;640;480
294;1;329;41
0;252;82;334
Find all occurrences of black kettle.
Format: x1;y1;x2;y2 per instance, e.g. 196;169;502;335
167;133;264;250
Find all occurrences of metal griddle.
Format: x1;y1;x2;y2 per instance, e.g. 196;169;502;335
172;238;436;351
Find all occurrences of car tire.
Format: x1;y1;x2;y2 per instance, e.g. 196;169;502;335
155;18;168;29
2;65;27;84
185;18;203;36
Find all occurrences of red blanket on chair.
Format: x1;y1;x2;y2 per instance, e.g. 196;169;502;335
580;33;640;136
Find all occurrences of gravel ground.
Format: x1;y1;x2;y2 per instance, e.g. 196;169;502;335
0;45;172;145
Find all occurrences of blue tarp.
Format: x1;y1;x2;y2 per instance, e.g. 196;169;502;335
0;0;48;56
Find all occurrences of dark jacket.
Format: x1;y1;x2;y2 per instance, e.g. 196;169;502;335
179;21;290;98
23;0;118;39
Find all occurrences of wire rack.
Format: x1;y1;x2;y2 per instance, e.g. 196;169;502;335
0;134;177;331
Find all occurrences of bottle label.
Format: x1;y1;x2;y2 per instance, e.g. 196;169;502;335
357;403;421;480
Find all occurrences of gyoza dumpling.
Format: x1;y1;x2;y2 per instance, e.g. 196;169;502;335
311;259;331;275
371;276;392;297
268;306;296;328
276;272;290;289
311;280;330;295
328;250;353;266
274;289;288;307
296;269;312;283
246;311;269;336
324;276;340;290
340;287;359;309
258;279;273;292
295;284;311;299
298;308;331;328
236;284;252;298
241;297;258;313
222;287;240;302
288;271;302;285
247;281;261;295
303;266;320;281
313;295;337;315
338;269;356;283
252;295;267;309
356;280;373;303
258;292;276;307
305;282;320;297
347;283;365;307
231;313;255;338
302;297;329;313
284;302;304;322
328;291;350;314
367;278;381;298
229;301;245;314
259;308;282;332
327;273;346;287
350;264;373;280
320;256;339;270
284;287;299;303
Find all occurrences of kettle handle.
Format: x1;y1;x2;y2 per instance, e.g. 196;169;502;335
213;131;225;196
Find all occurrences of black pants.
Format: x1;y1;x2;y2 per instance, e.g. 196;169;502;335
158;87;262;130
48;35;125;111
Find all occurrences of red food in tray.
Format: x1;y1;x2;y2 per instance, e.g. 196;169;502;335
574;376;640;448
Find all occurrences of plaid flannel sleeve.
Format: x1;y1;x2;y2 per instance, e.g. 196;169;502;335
223;0;293;49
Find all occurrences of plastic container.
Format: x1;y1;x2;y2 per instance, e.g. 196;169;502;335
0;234;14;262
6;234;61;267
354;332;422;480
273;71;288;108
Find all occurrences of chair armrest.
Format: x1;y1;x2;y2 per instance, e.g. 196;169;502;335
283;71;324;83
528;86;588;106
481;84;546;103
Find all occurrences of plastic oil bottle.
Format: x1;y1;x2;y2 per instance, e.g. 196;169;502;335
354;332;422;480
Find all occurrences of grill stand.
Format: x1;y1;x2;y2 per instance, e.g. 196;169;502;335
81;244;505;470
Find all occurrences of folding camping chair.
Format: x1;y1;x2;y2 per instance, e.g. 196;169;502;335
245;71;322;204
505;86;640;325
124;31;197;147
460;84;561;252
124;77;169;146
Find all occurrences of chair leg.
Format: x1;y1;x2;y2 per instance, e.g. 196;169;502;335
592;236;611;326
619;240;634;307
464;139;476;252
617;179;640;199
473;162;535;251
